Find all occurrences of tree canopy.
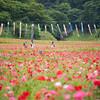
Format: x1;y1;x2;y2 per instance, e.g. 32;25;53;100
0;0;100;40
0;0;99;25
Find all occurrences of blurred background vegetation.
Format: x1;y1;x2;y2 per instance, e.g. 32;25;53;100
0;0;100;40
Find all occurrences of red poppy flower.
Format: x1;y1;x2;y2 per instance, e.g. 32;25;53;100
93;79;100;86
74;85;83;91
56;70;62;76
0;84;3;91
34;92;41;99
38;76;45;81
18;91;31;100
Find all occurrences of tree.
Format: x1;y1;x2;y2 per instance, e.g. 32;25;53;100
28;2;45;22
45;10;69;40
3;1;24;21
16;0;36;3
0;11;12;24
46;10;69;26
56;3;71;14
0;0;6;12
67;0;91;9
68;8;82;22
55;0;68;4
81;0;100;28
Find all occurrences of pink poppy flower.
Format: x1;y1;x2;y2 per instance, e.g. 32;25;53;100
11;82;15;86
40;88;46;92
44;98;49;100
62;73;67;76
85;92;92;96
12;71;16;75
48;90;56;95
9;97;16;100
64;94;71;100
5;87;10;90
45;93;52;98
73;91;85;100
66;84;73;91
22;76;26;83
65;78;68;81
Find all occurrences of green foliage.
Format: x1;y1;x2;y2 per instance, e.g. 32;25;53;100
68;9;82;23
13;21;25;38
0;0;100;40
39;15;56;32
67;0;90;9
1;26;14;38
57;3;71;14
46;10;69;26
11;21;40;39
68;8;82;22
81;0;100;27
97;28;100;38
0;0;5;12
45;10;69;40
0;21;56;40
36;0;68;5
65;30;100;41
0;11;12;24
28;2;45;22
38;31;57;40
17;0;36;3
4;1;22;21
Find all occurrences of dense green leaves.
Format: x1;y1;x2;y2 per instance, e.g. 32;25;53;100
0;0;100;40
0;0;46;22
68;9;82;22
28;2;45;22
56;3;71;14
0;11;12;24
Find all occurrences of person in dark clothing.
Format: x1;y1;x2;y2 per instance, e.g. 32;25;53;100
23;41;27;48
31;42;35;48
39;50;44;56
51;41;55;47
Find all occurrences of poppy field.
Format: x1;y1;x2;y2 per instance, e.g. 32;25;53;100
0;38;100;100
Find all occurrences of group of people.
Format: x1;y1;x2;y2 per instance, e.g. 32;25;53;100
23;41;55;48
23;42;35;48
23;41;55;56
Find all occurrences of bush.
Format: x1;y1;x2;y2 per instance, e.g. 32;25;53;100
39;31;56;40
